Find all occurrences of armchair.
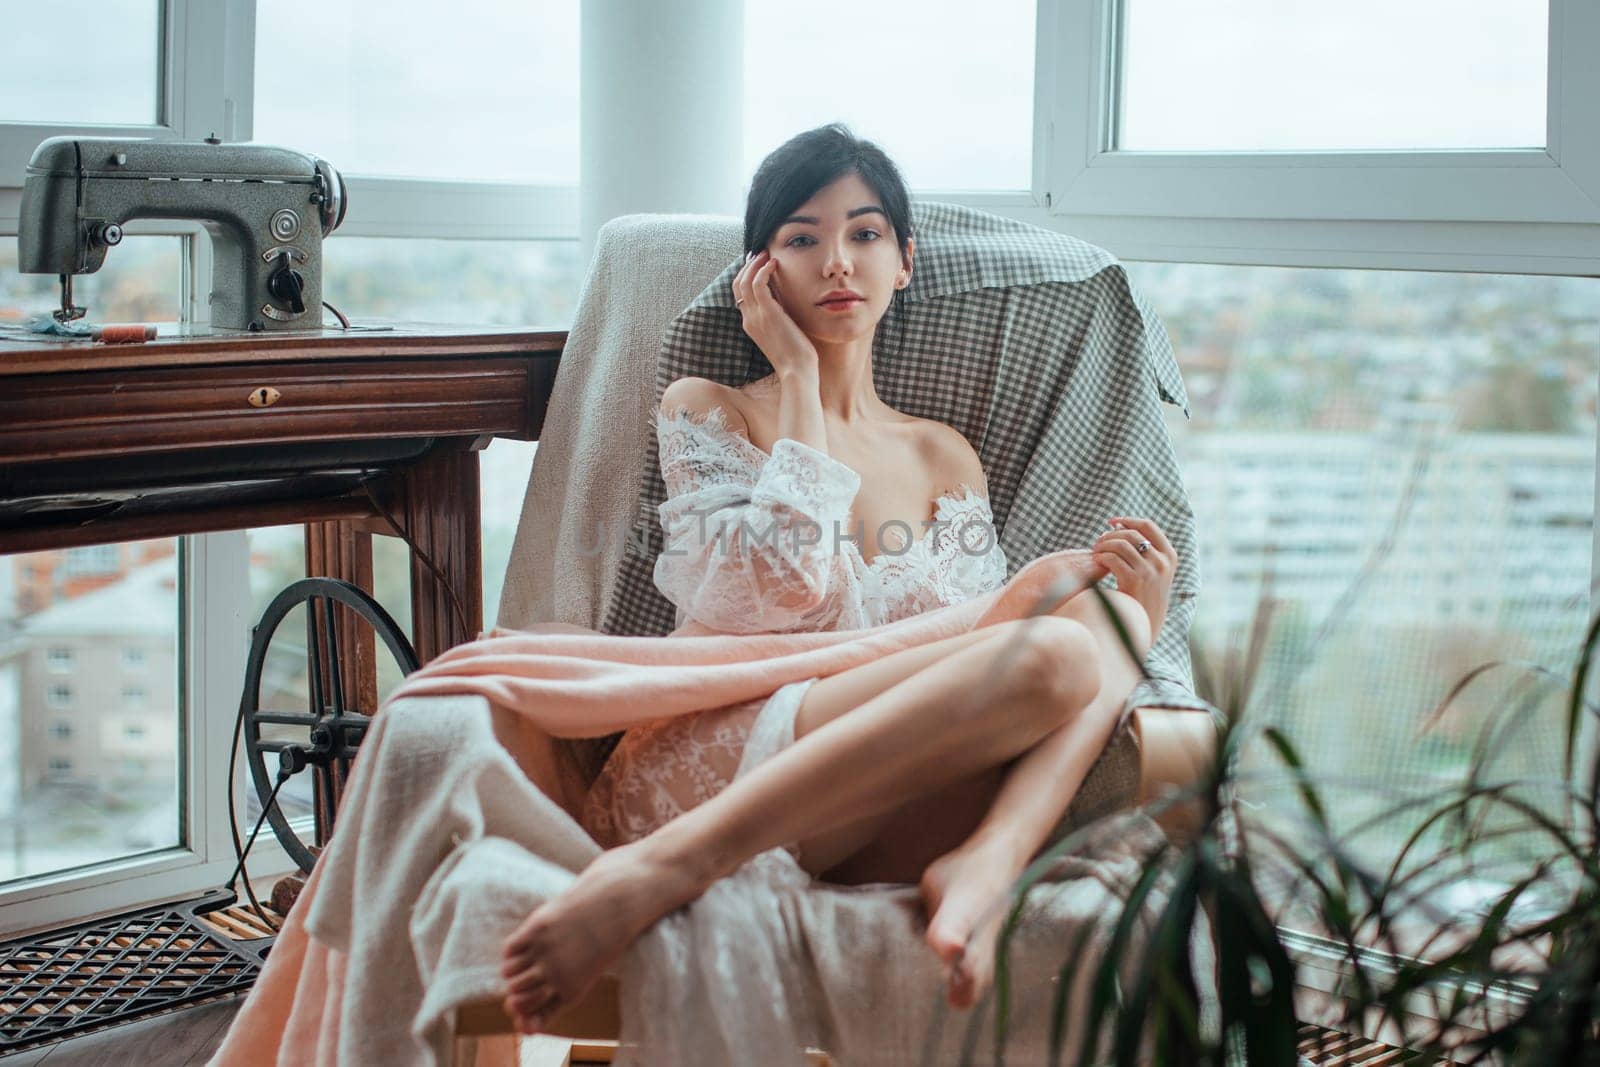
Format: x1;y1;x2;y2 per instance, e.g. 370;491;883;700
447;202;1223;1062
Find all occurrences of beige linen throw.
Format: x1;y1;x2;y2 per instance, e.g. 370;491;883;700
210;548;1196;1066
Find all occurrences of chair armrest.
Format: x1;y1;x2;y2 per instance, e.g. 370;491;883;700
1043;704;1219;854
454;976;837;1064
456;975;622;1039
1130;706;1220;846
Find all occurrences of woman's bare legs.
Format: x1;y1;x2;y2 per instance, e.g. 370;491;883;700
787;588;1151;880
916;589;1152;1007
499;612;1105;1032
766;586;1152;1007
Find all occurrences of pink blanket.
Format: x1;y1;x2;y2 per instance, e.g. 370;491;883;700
209;549;1141;1066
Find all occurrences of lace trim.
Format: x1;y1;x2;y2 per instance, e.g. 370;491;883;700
653;403;768;467
652;395;1007;632
656;401;997;556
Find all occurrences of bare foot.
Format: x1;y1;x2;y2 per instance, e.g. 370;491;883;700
919;841;1026;1010
500;839;710;1033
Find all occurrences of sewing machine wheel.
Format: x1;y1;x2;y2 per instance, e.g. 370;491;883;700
238;577;418;874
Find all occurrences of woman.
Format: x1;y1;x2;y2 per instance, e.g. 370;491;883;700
498;124;1178;1036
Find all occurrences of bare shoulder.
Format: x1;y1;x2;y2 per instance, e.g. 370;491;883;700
659;376;752;436
914;418;989;498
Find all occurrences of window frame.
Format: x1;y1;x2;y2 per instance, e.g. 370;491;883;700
934;0;1600;278
0;0;253;191
1034;0;1600;262
0;535;247;932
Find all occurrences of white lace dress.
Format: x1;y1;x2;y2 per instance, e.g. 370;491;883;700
580;403;1008;873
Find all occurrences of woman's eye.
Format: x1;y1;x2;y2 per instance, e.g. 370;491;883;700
784;230;880;248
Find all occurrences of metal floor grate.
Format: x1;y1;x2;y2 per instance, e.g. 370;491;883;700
0;889;268;1056
1298;1022;1422;1064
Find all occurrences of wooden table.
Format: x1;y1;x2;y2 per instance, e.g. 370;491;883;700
0;322;564;670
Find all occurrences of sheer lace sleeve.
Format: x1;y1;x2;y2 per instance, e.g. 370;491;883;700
651;405;861;634
933;489;1008;597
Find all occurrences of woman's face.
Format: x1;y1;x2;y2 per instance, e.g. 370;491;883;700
763;171;912;344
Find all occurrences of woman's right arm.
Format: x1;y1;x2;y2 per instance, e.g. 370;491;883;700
735;248;830;454
652;377;859;634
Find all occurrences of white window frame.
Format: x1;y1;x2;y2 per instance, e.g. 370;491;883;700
1049;0;1599;223
0;535;247;932
934;0;1600;278
0;0;253;220
0;0;574;925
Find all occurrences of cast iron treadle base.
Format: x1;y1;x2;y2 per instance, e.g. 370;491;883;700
0;888;267;1055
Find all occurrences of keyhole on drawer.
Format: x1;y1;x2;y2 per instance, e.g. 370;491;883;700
249;386;282;408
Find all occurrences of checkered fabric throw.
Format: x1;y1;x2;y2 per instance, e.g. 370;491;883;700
600;201;1214;722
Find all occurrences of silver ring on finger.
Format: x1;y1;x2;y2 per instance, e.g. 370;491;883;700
735;298;745;306
1136;540;1151;554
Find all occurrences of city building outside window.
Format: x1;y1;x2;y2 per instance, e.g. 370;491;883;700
61;545;120;578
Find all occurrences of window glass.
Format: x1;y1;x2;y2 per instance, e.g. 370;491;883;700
0;237;183;326
0;540;181;885
317;236;578;634
1124;261;1596;924
744;0;1036;191
1119;0;1547;151
320;237;580;328
253;0;579;183
0;1;161;126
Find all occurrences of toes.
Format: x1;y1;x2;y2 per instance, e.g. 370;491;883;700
948;960;980;1010
950;946;995;1010
501;926;553;979
503;907;553;957
500;942;531;979
509;982;553;1012
505;964;549;994
925;919;968;966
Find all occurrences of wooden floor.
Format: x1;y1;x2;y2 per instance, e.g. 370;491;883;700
0;998;584;1067
0;997;243;1067
0;993;1402;1066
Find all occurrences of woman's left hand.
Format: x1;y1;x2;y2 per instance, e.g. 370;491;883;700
1090;516;1178;641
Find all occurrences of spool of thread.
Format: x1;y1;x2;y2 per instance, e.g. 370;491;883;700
92;324;159;344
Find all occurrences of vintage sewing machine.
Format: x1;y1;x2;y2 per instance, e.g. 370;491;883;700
17;135;347;332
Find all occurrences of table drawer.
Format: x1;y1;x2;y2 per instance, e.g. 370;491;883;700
0;358;542;464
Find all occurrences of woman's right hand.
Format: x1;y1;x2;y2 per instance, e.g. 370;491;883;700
733;249;820;381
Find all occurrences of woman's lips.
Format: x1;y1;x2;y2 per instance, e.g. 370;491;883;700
819;297;864;311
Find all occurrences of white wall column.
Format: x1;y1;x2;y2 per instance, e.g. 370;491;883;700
579;0;744;270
